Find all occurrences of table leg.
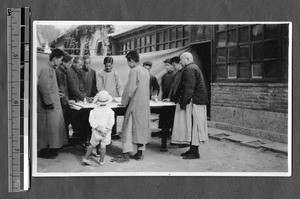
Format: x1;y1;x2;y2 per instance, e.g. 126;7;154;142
112;115;117;135
160;127;168;152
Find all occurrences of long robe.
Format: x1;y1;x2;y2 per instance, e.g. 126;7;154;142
37;62;67;150
121;65;151;144
96;69;122;97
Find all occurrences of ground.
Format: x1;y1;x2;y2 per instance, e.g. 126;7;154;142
36;115;288;175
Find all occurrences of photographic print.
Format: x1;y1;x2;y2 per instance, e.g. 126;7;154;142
32;21;291;176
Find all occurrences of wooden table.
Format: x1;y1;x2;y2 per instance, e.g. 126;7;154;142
70;100;176;151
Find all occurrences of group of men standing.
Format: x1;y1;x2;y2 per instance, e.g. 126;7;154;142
37;49;122;158
37;48;208;161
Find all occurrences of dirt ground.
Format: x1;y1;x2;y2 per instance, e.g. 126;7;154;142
37;115;288;174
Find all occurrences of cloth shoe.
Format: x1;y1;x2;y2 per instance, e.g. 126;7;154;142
111;153;130;163
130;151;144;160
99;161;105;166
82;158;92;165
180;149;192;156
182;153;200;159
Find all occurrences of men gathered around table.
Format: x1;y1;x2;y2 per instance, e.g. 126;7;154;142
37;48;68;159
111;50;151;163
171;52;209;159
143;61;160;100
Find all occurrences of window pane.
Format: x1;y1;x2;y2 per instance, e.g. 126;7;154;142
146;35;151;46
228;30;237;45
170;42;176;48
216;48;226;63
239;63;249;78
131;40;134;50
141;48;145;53
228;64;237;79
265;24;278;39
177;40;183;47
151;45;155;52
228;46;238;62
183;39;189;46
218;25;227;31
127;41;130;50
158;45;163;51
183;25;189;37
251;25;263;41
170;29;176;41
177;27;183;39
251;63;263;78
251;43;263;61
141;37;145;47
158;32;163;43
239;27;249;43
265;61;278;78
136;38;140;48
164;43;169;50
145;47;150;53
264;40;278;59
164;31;169;42
151;34;155;45
204;26;212;38
216;65;226;79
123;43;126;51
239;45;249;61
217;32;226;47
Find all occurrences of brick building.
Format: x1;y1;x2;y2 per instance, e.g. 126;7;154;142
109;24;289;143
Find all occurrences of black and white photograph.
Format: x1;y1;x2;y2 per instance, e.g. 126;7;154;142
32;21;291;176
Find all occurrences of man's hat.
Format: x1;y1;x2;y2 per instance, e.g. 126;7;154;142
143;61;152;66
96;90;113;105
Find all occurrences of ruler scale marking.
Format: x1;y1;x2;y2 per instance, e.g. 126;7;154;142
7;7;30;192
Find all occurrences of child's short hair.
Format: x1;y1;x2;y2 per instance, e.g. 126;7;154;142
125;50;139;63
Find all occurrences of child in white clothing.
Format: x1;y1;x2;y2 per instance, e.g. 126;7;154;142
82;91;115;166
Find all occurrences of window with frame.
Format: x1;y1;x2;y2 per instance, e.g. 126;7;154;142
214;24;286;82
157;25;190;50
135;34;155;54
119;38;134;55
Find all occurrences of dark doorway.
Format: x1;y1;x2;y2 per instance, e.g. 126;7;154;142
190;41;212;119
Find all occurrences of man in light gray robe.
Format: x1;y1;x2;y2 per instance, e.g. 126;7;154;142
37;49;68;159
112;50;151;163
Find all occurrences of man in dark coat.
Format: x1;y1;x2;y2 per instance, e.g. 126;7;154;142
81;56;97;99
56;54;73;141
67;56;86;102
143;61;160;100
171;52;209;159
66;56;87;145
37;48;67;159
155;58;178;138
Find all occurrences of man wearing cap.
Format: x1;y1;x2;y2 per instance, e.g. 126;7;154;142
172;52;209;159
112;50;151;163
154;58;177;138
143;61;160;100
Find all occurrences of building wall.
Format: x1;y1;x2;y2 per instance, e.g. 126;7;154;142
210;82;288;143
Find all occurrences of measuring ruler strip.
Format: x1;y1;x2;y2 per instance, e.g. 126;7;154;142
7;7;30;192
